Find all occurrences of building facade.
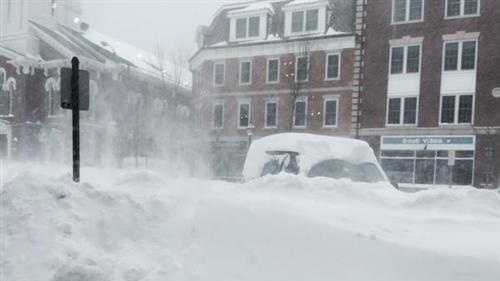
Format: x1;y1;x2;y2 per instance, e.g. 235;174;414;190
360;0;500;188
190;0;357;178
0;0;193;167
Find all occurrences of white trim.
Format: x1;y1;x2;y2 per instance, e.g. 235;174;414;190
212;100;224;129
391;0;425;25
190;35;355;69
213;61;225;86
444;0;480;19
237;98;252;129
386;96;419;127
441;39;478;72
324;52;341;81
266;57;280;84
389;44;422;75
197;86;352;100
389;36;424;46
239;59;252;86
295;55;310;82
230;14;267;43
293;96;308;129
264;98;279;129
322;95;339;128
438;93;475;126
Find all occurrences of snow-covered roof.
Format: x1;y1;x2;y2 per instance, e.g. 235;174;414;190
243;133;384;180
228;1;275;16
284;0;329;7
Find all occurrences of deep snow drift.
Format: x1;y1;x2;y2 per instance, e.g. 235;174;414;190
1;162;500;281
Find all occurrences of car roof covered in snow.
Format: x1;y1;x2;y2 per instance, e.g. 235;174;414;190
243;133;382;180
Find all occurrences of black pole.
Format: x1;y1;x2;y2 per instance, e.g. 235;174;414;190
71;57;80;182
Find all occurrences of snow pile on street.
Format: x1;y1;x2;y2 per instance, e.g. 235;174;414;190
2;163;500;281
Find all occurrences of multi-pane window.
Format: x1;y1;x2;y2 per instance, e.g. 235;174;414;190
296;56;309;81
235;16;260;39
238;102;250;128
291;9;319;33
392;0;424;23
294;99;307;127
440;94;473;124
240;61;252;85
323;98;338;127
214;63;225;86
265;101;277;128
446;0;479;17
443;41;477;71
213;103;224;128
0;79;14;117
387;97;418;125
325;54;340;80
390;45;421;74
267;58;279;83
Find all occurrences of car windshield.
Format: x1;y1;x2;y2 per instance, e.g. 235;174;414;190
308;159;385;183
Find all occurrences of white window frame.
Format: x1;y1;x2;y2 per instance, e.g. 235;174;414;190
439;93;475;126
295;55;310;82
264;98;279;129
213;62;225;86
266;57;280;84
239;60;252;86
293;96;308;129
324;52;341;81
213;101;224;129
44;77;61;118
445;0;480;19
323;95;339;128
391;0;425;24
441;39;478;72
386;96;419;126
0;77;16;117
389;44;422;75
234;16;261;40
291;8;320;34
237;99;252;129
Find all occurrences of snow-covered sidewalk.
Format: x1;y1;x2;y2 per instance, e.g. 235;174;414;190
1;162;500;281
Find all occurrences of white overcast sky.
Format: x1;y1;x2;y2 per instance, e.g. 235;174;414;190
81;0;236;55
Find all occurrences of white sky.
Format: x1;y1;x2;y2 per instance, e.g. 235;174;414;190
81;0;236;55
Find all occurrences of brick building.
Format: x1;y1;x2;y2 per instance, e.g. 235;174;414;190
190;0;357;178
0;0;192;166
359;0;500;188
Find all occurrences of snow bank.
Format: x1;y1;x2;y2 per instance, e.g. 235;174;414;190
2;163;500;281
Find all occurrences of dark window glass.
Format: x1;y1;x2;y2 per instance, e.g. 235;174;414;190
403;97;417;124
437;150;449;157
393;0;407;22
240;61;251;84
455;150;474;158
409;0;423;20
388;98;401;124
415;159;435;184
447;0;461;17
0;134;7;158
441;96;456;123
416;150;436;158
458;95;473;123
48;88;60;116
391;47;404;74
291;11;304;33
294;100;306;127
236;18;247;38
435;160;452;184
406;46;420;73
214;104;223;128
324;99;337;126
381;150;415;157
452;159;473;185
214;63;224;85
0;86;13;116
461;41;476;70
381;158;414;183
239;103;249;127
464;0;479;15
296;57;309;81
305;9;318;31
326;54;339;79
266;102;277;127
444;42;459;71
267;59;279;82
248;16;260;37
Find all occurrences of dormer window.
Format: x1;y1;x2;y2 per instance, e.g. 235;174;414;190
236;16;260;39
283;0;328;37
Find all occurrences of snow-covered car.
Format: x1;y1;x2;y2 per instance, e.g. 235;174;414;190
243;133;390;184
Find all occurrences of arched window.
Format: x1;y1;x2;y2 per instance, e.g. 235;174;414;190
0;75;15;117
45;77;60;117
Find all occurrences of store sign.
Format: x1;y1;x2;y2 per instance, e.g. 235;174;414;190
382;136;475;150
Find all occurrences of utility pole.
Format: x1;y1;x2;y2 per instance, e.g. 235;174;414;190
71;57;80;182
